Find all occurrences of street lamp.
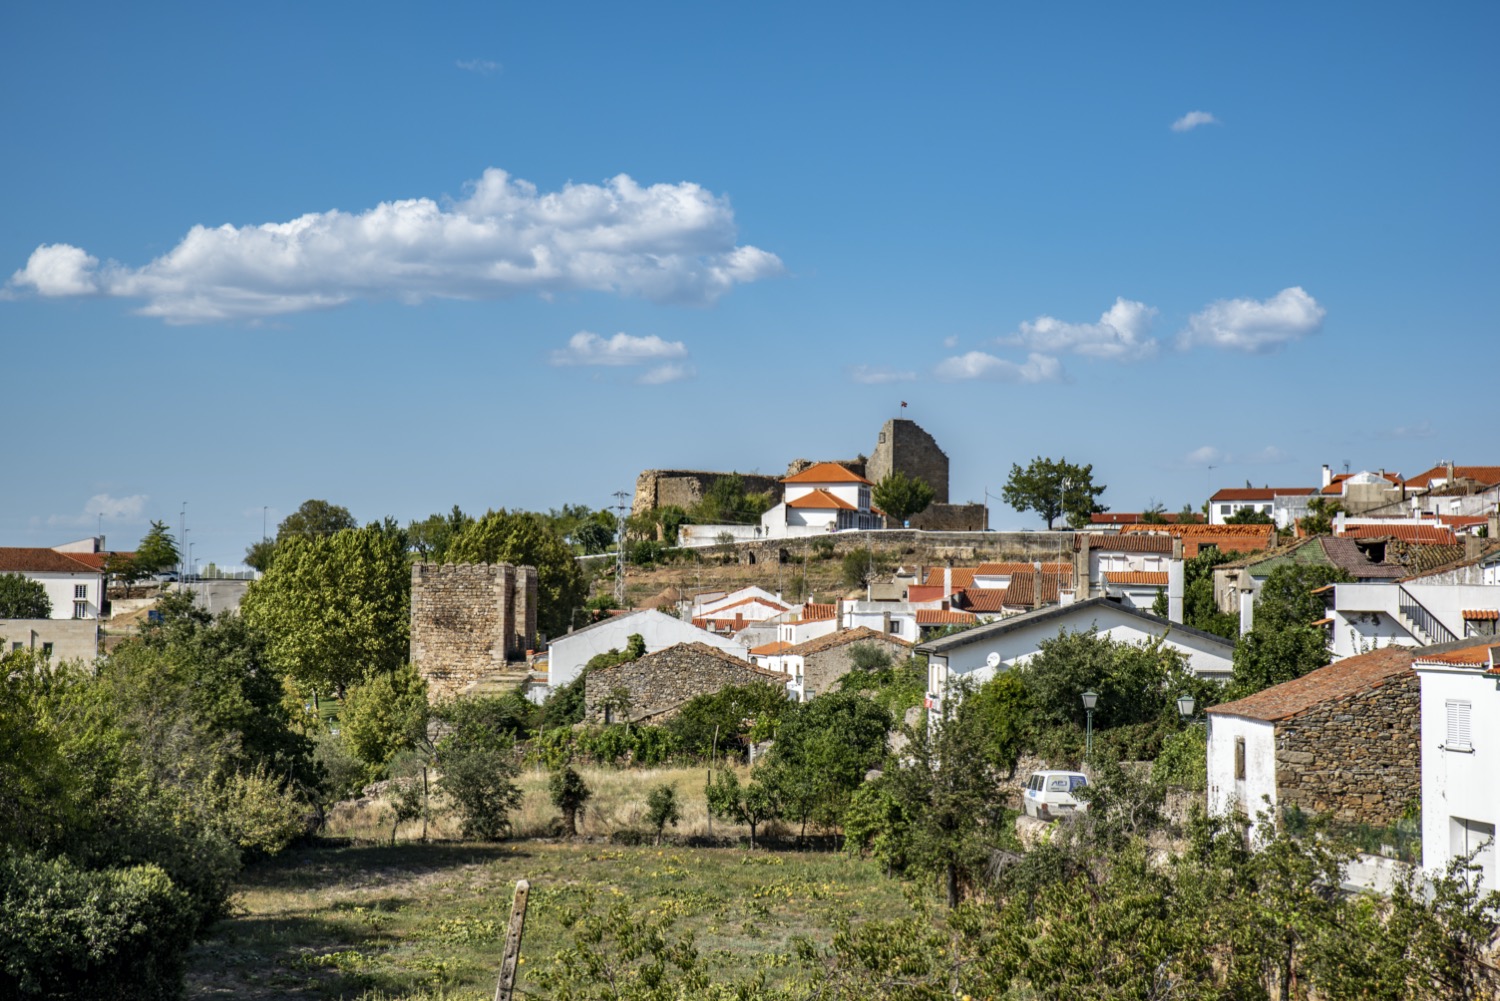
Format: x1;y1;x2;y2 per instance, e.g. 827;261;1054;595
1081;690;1098;759
1176;693;1196;719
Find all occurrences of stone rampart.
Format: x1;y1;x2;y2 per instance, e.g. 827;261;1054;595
1274;672;1420;826
907;502;987;532
410;562;539;699
632;470;783;518
728;529;1077;567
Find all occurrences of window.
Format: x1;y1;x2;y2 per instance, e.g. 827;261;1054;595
41;643;52;657
1234;737;1246;780
74;584;87;598
1445;700;1473;751
1048;778;1070;792
73;601;88;619
1220;505;1232;515
9;642;20;652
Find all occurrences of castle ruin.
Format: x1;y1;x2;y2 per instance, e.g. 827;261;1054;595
410;562;538;699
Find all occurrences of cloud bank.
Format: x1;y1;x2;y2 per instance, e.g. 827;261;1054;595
7;169;784;323
1003;297;1158;360
47;492;148;528
550;331;694;385
1171;111;1220;132
935;351;1063;383
1179;286;1325;353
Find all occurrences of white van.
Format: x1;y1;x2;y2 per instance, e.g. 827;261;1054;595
1022;770;1089;820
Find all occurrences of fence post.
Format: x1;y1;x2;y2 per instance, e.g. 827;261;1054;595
494;878;530;1001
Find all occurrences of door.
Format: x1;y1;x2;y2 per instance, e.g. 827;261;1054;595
1450;817;1497;891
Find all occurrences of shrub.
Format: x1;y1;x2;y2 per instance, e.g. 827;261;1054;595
437;738;522;841
1151;726;1208;791
645;784;681;845
340;664;429;775
548;766;592;836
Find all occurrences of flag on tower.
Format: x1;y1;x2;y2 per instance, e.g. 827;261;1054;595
900;401;908;409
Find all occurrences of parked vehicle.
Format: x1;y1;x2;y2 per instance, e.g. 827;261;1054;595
1022;770;1089;820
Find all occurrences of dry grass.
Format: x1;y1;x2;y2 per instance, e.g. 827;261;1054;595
326;764;752;844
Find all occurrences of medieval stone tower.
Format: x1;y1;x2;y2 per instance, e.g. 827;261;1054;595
409;562;538;698
866;418;949;503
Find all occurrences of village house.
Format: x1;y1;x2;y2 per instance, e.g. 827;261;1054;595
918;597;1235;713
1205;646;1420;831
754;626;912;702
582;642;788;724
1207;486;1317;527
1213;536;1408;635
545;609;748;691
0;543;107;620
1414;641;1500;892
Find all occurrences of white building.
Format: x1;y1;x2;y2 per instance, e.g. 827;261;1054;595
1326;580;1500;659
0;546;106;620
1207;486;1318;528
1415;642;1500;892
917;597;1235;712
545;610;748;691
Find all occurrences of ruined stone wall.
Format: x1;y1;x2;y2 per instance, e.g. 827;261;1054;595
867;419;949;504
583;643;782;723
731;529;1077;568
1274;672;1420;826
908;502;987;531
803;636;912;700
632;470;784;517
410;563;539;699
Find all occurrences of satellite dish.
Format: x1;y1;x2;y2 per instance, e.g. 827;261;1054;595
985;652;1001;670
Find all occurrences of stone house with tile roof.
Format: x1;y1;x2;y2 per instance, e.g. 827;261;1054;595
1206;646;1421;829
758;626;913;702
583;642;788;724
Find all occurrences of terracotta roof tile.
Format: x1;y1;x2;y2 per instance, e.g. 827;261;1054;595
956;588;1008;613
921;568;978;590
782;462;872;485
1104;571;1169;586
1462;610;1499;621
916;609;977;625
975;562;1071;576
787;489;857;511
0;548;100;574
1001;572;1068;606
749;640;793;655
1207;647;1417;723
1404;465;1500;489
1078;534;1174;553
801;603;836;621
1416;645;1499;667
1339;524;1457;545
1399;539;1500;582
783;626;912;657
1209;487;1317;502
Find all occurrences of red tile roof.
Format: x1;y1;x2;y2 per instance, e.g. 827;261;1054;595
62;550;135;570
1438;515;1490;529
1416;645;1499;667
1079;534;1174;553
801;603;836;621
1339;524;1457;545
1404;465;1500;489
784;626;911;657
786;489;857;511
749;641;793;655
1001;572;1068;607
921;567;977;590
956;588;1008;613
1462;610;1499;621
916;609;977;625
0;548;100;574
1119;523;1275;558
1207;647;1417;723
782;462;872;485
975;562;1071;576
1209;487;1317;502
1104;571;1169;586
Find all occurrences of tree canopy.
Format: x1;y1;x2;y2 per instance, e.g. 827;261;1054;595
245;499;358;571
1001;456;1107;529
691;474;772;525
446;509;585;637
0;573;51;619
1227;561;1353;699
133;520;180;576
240;523;411;696
871;471;935;525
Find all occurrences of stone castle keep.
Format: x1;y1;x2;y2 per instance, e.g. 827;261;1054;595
410;562;538;698
632;418;984;530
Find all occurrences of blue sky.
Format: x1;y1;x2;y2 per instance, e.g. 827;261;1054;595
4;2;1496;566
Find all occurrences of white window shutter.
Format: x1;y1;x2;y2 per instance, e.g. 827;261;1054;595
1446;700;1473;750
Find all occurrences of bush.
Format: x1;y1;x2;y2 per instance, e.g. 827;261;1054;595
340;664;429;775
841;547;891;589
548;765;592;836
434;698;525;840
0;850;197;1001
668;683;794;760
645;784;681;845
1151;726;1208;791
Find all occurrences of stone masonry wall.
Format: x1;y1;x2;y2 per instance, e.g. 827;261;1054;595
410;563;539;699
867;419;949;504
803;636;912;700
1274;672;1420;826
583;643;784;723
632;470;784;518
908;502;987;531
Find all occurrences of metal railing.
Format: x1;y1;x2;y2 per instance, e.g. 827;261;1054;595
1397;586;1457;645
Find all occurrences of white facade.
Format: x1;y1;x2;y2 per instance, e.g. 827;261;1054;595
30;571;105;620
1329;582;1500;659
840;600;920;643
1416;652;1500;892
1206;713;1279;825
920;599;1235;711
545;610;748;690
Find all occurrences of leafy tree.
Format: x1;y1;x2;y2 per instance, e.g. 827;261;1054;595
340;664;429;774
1001;456;1107;529
244;499;358;571
132;520;180;576
407;504;473;562
836;649;927;715
1254;561;1353;633
840;546;892;589
871;470;935;525
446;509;585;637
548;765;592;836
645;784;681;846
0;573;51;619
692;473;772;525
1179;501;1205;523
1182;547;1241;639
240;523;411;697
1152;726;1207;790
102;552;144;589
960;671;1031;778
761;692;891;836
433;697;524;841
1225;506;1273;524
1299;495;1341;535
1140;501;1169;524
1229;625;1332;700
705;769;777;848
667;682;793;760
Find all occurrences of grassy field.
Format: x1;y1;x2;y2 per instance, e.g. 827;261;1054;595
185;838;920;1000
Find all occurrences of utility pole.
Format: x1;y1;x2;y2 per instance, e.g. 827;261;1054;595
612;490;630;607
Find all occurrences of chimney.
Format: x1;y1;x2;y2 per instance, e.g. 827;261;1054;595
1171;537;1183;561
1167;553;1184;624
1033;570;1045;610
944;566;952;596
1466;534;1482;561
1446;460;1455;483
1489;510;1500;540
1322;464;1333;488
1075;535;1091;599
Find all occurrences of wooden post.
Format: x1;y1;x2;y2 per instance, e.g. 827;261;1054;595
493;879;530;1001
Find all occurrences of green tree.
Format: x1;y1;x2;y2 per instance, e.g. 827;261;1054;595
1225;506;1273;524
433;697;524;841
245;499;357;570
1182;547;1241;639
0;573;51;619
340;664;429;774
761;692;891;837
1299;495;1341;536
548;765;592;837
1140;501;1169;524
871;470;935;525
240;524;410;697
1001;456;1107;529
132;520;180;576
447;509;585;637
645;784;681;846
667;682;793;759
705;768;777;848
692;474;772;525
961;671;1031;778
407;504;472;562
840;547;892;589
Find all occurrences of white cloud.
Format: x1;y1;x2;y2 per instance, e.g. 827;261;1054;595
935;351;1063;383
1185;446;1225;467
850;365;917;385
550;331;688;367
1003;297;1158;361
456;58;501;75
47;492;148;527
1171;110;1220;132
6;169;785;322
1179;286;1325;353
1245;445;1290;464
638;363;695;385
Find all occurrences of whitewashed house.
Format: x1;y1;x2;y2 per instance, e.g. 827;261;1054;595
545;610;748;691
1415;642;1500;892
917;597;1235;713
0;546;106;620
1207;486;1317;527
